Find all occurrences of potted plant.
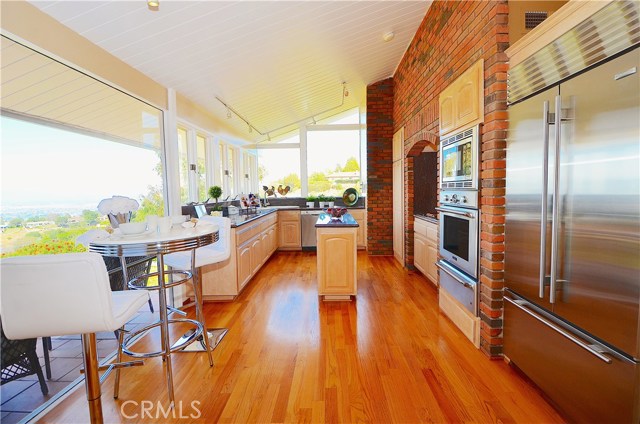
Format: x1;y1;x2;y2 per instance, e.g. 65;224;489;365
317;194;327;208
210;205;223;217
327;195;335;208
208;186;222;204
305;195;316;208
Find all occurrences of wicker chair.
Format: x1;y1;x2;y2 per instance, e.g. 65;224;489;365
1;318;48;395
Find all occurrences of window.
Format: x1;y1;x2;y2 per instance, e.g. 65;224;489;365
196;134;207;201
177;127;189;204
258;148;302;197
0;35;164;259
306;130;361;196
218;143;225;189
227;146;235;195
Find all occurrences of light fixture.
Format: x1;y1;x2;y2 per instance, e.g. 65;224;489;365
216;80;349;142
147;0;159;11
383;31;395;42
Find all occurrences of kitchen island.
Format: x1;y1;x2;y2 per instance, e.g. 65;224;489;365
315;213;359;300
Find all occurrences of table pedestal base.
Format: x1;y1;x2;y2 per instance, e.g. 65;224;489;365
172;328;228;352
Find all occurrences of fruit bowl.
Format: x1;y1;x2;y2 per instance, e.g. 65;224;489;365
325;207;347;219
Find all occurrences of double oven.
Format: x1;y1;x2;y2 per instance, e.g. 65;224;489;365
436;125;480;315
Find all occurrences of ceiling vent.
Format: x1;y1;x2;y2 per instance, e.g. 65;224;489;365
525;11;548;30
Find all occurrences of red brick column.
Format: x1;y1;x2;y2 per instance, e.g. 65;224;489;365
391;0;509;357
366;78;394;256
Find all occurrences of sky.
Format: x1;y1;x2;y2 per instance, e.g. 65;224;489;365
0;115;162;210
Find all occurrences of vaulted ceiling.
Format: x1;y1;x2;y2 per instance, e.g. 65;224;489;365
28;1;431;142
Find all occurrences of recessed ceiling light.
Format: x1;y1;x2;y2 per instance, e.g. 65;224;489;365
147;0;159;11
383;31;395;42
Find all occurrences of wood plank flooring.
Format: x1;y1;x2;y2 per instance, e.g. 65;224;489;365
41;252;564;423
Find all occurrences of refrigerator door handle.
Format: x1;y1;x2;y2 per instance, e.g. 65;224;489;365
539;100;552;299
504;296;613;364
549;95;563;304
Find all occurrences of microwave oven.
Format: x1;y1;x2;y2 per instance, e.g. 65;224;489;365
440;125;480;189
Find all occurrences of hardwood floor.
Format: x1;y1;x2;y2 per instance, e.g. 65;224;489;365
41;252;564;423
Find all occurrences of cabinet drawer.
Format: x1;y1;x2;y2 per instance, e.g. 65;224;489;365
279;210;299;221
260;213;277;230
504;293;638;423
414;218;437;244
236;223;260;245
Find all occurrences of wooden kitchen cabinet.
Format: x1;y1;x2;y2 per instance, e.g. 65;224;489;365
414;217;438;286
439;59;483;136
317;227;357;299
414;232;428;274
237;242;252;291
201;211;280;301
278;210;301;250
349;209;367;249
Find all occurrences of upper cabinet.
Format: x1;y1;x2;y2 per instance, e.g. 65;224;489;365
439;59;484;136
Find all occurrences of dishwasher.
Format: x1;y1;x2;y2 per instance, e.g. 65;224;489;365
301;210;322;250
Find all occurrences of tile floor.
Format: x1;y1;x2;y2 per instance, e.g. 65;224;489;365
0;295;160;423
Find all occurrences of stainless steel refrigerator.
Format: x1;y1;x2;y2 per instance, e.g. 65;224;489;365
504;47;640;423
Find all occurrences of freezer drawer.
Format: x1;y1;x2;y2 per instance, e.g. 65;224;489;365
504;290;639;423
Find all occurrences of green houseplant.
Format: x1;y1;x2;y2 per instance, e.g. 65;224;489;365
327;195;336;208
317;194;327;208
208;186;223;204
305;195;316;208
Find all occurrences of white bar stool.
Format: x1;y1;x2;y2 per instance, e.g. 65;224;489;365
164;216;232;351
0;253;150;424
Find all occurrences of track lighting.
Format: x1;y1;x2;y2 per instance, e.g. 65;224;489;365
216;80;349;142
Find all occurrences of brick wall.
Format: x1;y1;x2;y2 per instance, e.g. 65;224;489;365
366;78;394;255
393;0;509;357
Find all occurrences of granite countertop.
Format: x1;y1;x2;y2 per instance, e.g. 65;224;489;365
315;213;359;228
415;214;438;225
228;208;278;228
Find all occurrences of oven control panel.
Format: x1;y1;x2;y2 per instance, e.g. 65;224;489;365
440;190;478;209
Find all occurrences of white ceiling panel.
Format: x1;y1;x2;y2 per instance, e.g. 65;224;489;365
27;1;431;142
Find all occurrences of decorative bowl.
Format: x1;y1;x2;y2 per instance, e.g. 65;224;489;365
325;207;347;218
342;188;359;206
119;222;147;235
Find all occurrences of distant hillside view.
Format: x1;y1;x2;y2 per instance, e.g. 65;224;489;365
1;115;164;257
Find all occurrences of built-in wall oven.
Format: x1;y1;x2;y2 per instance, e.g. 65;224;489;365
437;124;481;315
437;193;479;278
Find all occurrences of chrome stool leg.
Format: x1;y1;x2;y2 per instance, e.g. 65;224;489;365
113;256;128;399
113;328;125;399
156;254;175;407
81;333;104;424
191;266;214;366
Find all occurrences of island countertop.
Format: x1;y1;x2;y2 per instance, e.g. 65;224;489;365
315;213;359;228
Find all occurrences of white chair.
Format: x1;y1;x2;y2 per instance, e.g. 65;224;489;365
163;216;231;350
0;253;150;424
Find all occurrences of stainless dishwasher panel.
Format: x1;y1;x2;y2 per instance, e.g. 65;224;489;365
504;289;640;424
301;210;322;249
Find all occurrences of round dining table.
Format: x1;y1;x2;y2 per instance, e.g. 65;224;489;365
88;222;219;406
